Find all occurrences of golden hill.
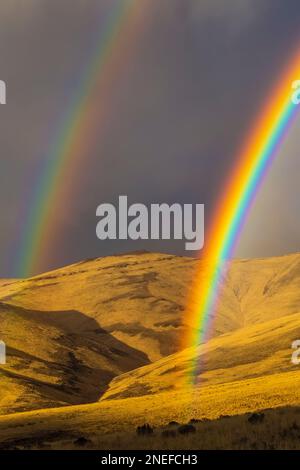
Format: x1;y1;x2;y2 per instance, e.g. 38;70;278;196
102;311;300;400
1;308;300;449
0;251;299;420
0;365;299;449
0;252;194;414
0;301;148;415
0;253;195;363
1;251;300;352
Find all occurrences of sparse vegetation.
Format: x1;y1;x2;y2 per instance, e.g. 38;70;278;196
136;424;154;435
1;407;300;450
0;252;299;450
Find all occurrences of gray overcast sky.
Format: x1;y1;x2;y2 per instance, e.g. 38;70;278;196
0;0;299;276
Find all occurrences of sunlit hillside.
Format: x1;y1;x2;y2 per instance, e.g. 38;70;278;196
0;252;194;414
0;301;148;415
0;251;299;449
0;253;195;363
0;368;300;450
1;251;299;360
102;311;300;400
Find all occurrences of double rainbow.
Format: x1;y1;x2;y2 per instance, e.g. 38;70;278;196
13;2;300;380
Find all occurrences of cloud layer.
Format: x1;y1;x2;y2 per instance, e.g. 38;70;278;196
0;0;299;275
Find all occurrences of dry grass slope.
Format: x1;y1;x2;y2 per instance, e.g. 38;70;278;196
102;311;300;399
0;251;299;449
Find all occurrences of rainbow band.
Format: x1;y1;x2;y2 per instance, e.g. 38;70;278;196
16;0;149;278
185;52;300;361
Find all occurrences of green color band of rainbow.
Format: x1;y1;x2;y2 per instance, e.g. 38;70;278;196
16;0;147;278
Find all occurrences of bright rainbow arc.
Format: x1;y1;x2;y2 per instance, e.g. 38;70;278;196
185;52;300;363
16;0;149;278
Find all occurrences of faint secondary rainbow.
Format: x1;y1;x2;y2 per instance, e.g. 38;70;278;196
16;0;150;278
184;51;300;370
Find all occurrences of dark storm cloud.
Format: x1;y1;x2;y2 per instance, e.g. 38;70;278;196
0;0;299;275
